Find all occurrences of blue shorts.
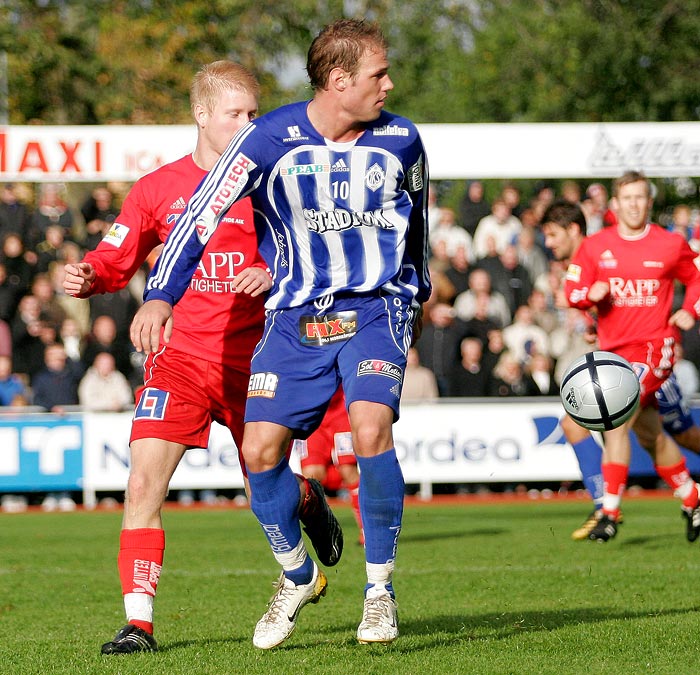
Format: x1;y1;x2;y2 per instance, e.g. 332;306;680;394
656;372;695;435
244;292;415;437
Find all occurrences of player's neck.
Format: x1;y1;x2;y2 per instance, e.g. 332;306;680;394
307;98;364;143
191;145;219;172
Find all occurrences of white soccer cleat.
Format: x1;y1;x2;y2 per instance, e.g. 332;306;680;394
252;563;327;649
356;588;399;644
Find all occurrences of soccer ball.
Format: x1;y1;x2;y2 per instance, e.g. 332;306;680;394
560;351;640;432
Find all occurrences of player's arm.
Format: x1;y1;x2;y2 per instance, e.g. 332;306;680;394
403;133;431;306
563;241;604;309
669;239;700;330
134;124;261;353
64;181;161;298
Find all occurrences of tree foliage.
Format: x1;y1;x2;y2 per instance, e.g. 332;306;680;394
1;0;699;125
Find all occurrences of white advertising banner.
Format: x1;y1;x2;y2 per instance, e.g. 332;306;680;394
394;400;580;484
1;121;699;182
81;412;246;493
5;401;700;503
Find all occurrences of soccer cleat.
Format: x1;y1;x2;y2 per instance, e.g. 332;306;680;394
252;563;328;649
357;589;399;644
101;624;158;654
571;510;600;541
298;477;344;567
682;504;700;542
588;514;618;542
572;509;624;541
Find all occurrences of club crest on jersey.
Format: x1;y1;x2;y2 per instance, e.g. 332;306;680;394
299;311;358;346
134;388;169;420
248;372;279;398
357;359;403;382
365;163;386;192
102;222;130;248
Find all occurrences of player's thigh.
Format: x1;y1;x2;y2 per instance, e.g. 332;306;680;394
132;348;215;448
338;295;411;423
245;308;339;436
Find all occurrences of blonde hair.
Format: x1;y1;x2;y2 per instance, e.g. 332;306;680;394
190;61;259;117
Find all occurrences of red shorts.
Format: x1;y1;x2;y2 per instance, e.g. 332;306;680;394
615;337;676;408
131;346;247;453
298;389;355;469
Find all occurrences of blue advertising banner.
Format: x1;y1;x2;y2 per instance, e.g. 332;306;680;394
0;415;83;491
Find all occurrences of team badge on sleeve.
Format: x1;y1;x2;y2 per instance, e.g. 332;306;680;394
102;222;130;248
565;263;582;282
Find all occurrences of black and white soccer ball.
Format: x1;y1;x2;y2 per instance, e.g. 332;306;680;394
560;351;640;432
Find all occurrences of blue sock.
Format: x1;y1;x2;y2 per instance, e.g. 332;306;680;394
247;457;313;584
571;436;604;508
357;449;405;565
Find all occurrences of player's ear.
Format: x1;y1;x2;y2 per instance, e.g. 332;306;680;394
193;103;209;127
329;67;348;92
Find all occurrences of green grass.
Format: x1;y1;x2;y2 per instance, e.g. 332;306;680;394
3;498;700;675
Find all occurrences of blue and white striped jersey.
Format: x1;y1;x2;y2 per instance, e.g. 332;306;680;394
146;101;431;310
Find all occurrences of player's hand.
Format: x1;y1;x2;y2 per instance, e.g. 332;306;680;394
232;267;273;297
669;308;696;331
130;300;173;354
63;262;96;296
587;281;610;303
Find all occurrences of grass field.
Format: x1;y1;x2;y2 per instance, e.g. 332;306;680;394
3;496;700;675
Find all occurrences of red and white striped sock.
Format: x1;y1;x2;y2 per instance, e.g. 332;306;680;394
656;459;699;509
117;528;165;635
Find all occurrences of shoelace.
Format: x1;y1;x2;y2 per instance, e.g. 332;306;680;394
262;576;295;624
362;596;394;624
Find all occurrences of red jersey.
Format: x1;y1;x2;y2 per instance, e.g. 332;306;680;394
564;224;700;352
81;154;266;369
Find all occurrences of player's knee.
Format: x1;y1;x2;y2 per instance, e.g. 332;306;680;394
126;470;166;508
561;414;589;443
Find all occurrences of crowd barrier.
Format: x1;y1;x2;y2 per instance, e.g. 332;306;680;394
2;398;700;506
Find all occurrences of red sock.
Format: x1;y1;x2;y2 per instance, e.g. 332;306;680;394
346;480;364;545
656;459;699;508
117;528;165;634
602;462;628;520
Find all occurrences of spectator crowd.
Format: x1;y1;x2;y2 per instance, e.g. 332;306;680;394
0;178;698;412
0;181;138;411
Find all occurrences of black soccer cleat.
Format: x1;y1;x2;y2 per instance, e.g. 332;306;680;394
588;514;618;543
101;624;158;654
682;505;700;543
298;477;344;567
